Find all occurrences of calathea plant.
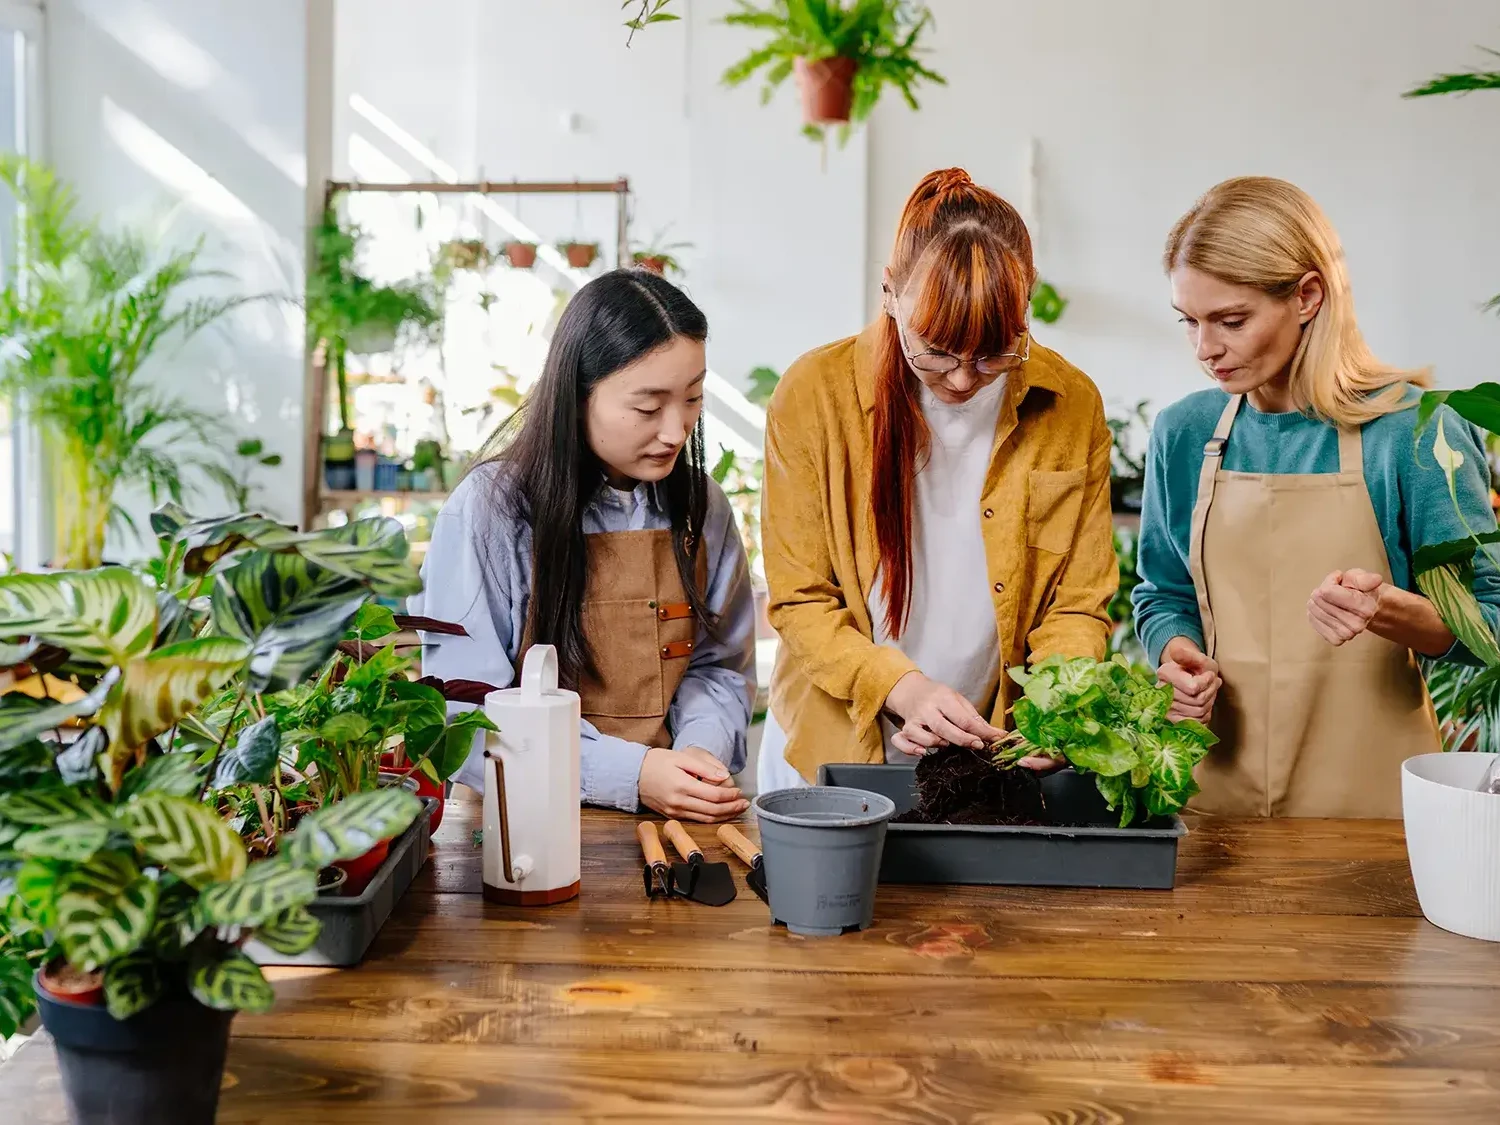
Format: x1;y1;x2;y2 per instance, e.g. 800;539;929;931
0;506;431;1027
991;655;1219;827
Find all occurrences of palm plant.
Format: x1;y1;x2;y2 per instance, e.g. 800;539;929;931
0;156;249;568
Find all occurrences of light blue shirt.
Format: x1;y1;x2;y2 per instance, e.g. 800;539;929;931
409;463;757;811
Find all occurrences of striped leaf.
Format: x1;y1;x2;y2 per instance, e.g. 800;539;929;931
210;552;369;694
282;788;422;869
117;752;208;802
0;569;157;665
15;820;111;862
0;952;33;1039
164;511;303;576
0;671;116;753
188;946;274;1013
0;739;58;790
15;857;66;928
118;794;247;888
252;905;320;956
98;637;250;787
294;518;422;598
147;878;199;954
0;788;109;826
55;725;107;785
208;715;280;789
1416;561;1500;667
194;858;317;928
0;639;38;669
56;852;159;970
104;953;164;1020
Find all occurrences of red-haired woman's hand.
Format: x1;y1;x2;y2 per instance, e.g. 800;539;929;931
885;672;1003;755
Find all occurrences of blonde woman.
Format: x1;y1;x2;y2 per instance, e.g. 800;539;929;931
1133;176;1500;818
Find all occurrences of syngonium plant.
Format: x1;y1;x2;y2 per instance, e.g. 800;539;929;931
991;655;1219;827
0;506;449;1029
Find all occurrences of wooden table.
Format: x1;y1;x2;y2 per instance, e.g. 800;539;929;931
7;791;1500;1123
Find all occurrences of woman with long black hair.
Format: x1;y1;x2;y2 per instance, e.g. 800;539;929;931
414;269;756;823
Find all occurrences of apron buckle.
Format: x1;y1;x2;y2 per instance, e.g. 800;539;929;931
1203;437;1227;458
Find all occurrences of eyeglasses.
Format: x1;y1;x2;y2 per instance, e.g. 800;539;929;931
893;313;1030;377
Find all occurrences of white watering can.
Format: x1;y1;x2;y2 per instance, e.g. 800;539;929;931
481;645;581;905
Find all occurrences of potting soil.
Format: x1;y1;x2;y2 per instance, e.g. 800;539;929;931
893;744;1049;826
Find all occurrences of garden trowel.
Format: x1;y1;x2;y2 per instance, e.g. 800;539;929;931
662;820;737;906
716;823;768;904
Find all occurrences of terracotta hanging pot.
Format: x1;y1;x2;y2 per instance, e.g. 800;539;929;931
794;56;858;125
634;255;667;275
503;241;538;269
562;242;599;269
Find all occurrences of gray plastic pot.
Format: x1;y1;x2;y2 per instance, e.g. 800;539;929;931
752;786;896;936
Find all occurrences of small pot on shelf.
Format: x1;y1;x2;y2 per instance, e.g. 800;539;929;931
503;241;538;269
794;55;858;125
560;241;599;269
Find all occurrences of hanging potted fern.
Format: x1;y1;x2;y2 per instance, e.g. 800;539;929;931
721;0;945;142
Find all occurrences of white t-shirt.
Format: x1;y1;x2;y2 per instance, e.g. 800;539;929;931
758;377;1006;791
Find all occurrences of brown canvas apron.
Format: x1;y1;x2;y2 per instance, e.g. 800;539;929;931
519;528;703;748
1185;394;1439;818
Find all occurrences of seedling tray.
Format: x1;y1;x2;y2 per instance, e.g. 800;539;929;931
815;764;1186;890
246;796;437;967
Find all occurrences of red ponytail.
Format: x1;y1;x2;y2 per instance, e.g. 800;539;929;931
871;168;1034;638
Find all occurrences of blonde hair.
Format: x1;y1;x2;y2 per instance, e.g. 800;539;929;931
1164;176;1428;426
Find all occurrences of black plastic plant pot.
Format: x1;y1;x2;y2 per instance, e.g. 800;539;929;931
33;973;235;1125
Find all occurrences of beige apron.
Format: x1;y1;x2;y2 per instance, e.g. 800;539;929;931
519;528;702;748
1185;394;1439;818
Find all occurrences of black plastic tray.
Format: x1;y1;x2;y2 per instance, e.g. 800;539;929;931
815;764;1186;890
245;796;436;967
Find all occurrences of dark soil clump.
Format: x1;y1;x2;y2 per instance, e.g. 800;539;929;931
893;744;1048;826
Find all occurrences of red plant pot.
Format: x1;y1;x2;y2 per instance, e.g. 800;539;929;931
38;962;104;1008
563;243;598;269
333;838;390;897
635;255;666;275
794;56;857;125
503;241;538;269
381;752;446;833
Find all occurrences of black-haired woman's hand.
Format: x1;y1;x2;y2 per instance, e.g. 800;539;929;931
638;747;749;823
884;671;1004;756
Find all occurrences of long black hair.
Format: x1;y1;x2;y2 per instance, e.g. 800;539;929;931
471;268;716;688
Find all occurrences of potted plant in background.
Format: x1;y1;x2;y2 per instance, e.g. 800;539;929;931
721;0;946;142
630;228;693;276
1106;399;1152;515
1031;279;1069;325
204;437;282;513
307;205;440;480
435;238;492;274
0;513;426;1123
0;157;252;568
502;240;539;269
559;240;600;269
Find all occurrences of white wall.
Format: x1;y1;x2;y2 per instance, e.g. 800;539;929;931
869;0;1500;417
44;0;308;550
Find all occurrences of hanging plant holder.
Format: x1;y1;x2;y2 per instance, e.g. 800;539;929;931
795;56;858;125
561;241;600;269
438;238;492;272
503;241;538;269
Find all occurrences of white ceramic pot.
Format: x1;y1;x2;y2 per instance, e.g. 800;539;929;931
1402;752;1500;942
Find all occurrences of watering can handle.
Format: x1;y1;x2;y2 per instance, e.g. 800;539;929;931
521;645;559;699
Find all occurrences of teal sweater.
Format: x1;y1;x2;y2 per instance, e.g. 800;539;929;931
1131;386;1500;668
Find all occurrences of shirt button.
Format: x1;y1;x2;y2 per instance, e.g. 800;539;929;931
993;582;1005;593
983;508;994;518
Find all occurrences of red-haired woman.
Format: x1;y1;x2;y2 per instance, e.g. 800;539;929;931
756;168;1118;792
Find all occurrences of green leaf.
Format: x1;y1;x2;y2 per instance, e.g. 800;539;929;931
0;738;56;790
405;708;496;783
194;859;317;928
56;852;160;970
1413;530;1500;576
104;953;164;1020
117;752;207;802
0;638;38;668
1416;561;1500;667
0;569;157;665
346;602;398;641
297;518;422;597
55;725;106;785
209;716;281;789
15;858;66;928
210;550;371;693
1062;727;1138;778
0;672;116;753
1416;385;1500;438
164;511;302;575
318;712;372;745
98;637;250;768
147;878;198;955
118;794;247;888
189;946;274;1012
251;904;320;955
0;788;109;826
15;820;111;861
0;952;35;1039
282;788;422;869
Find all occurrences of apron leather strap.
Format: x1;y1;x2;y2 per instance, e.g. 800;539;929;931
1187;394;1243;659
1336;423;1362;474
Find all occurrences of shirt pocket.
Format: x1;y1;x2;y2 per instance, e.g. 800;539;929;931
1025;468;1088;554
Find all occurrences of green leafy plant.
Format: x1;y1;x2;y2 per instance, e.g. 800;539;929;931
624;0;679;45
722;0;945;143
1030;280;1068;325
709;447;767;581
1107;399;1152;513
1107;524;1145;665
746;365;781;407
630;227;694;277
0;156;253;567
0;509;437;1026
307;205;440;436
991;655;1219;827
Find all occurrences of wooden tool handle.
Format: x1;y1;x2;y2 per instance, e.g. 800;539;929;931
636;821;667;867
662;819;701;862
716;823;761;866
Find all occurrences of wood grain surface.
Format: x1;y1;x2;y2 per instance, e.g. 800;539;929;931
5;790;1499;1123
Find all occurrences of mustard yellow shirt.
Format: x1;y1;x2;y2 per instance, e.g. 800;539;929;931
761;323;1118;780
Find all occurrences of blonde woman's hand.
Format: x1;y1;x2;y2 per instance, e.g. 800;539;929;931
1307;569;1383;646
1157;636;1221;723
